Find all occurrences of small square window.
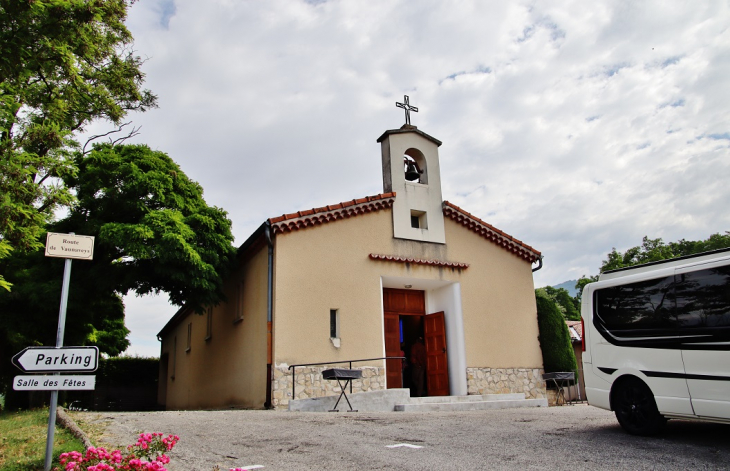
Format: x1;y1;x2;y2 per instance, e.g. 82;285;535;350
410;210;428;229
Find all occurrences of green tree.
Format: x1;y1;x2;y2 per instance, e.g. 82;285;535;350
600;236;675;272
669;232;730;256
544;286;580;321
599;233;730;273
574;232;730;305
0;144;236;398
574;275;598;305
0;0;156;289
535;289;578;375
61;144;237;310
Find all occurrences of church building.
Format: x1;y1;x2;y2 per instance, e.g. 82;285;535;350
157;108;547;410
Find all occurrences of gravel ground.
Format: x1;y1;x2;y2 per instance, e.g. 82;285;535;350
76;404;730;470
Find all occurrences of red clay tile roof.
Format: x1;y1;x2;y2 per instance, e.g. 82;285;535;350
266;194;541;264
369;253;469;269
442;201;541;263
268;192;396;235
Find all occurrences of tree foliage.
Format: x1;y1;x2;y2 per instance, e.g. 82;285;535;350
574;232;730;303
600;233;730;272
0;245;130;396
0;144;236;394
573;275;597;304
543;285;580;321
535;289;578;375
0;0;156;288
62;144;238;309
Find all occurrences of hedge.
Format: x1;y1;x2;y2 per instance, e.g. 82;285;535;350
535;290;578;376
4;356;160;411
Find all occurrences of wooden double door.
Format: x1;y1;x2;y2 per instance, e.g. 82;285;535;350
383;288;450;396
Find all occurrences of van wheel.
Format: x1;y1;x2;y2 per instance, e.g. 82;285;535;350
613;377;666;436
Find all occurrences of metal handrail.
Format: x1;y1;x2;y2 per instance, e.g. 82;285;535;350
287;356;405;400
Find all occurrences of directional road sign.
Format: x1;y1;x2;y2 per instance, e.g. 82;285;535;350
45;232;94;260
13;375;96;391
12;346;99;373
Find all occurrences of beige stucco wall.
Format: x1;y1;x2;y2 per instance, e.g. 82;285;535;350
442;217;543;368
159;242;269;410
272;211;391;368
272;207;543;371
160;203;544;409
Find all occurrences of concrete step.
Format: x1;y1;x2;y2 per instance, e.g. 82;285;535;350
288;389;548;413
394;398;548;412
407;393;525;404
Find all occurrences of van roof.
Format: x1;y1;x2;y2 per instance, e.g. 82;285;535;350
598;247;730;281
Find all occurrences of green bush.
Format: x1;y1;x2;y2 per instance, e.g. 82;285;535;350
96;356;159;386
535;289;578;375
64;356;160;412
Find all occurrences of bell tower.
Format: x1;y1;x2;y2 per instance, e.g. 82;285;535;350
377;117;446;244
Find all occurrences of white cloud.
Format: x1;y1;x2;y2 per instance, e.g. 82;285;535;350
122;293;176;358
81;0;730;354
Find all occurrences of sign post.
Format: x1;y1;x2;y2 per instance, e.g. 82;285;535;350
41;232;94;471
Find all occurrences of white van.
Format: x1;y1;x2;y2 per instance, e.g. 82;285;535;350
581;248;730;435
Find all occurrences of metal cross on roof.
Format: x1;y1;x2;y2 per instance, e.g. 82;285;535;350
396;95;418;125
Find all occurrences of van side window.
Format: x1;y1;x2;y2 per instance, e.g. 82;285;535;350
595;275;676;330
675;265;730;328
594;264;730;348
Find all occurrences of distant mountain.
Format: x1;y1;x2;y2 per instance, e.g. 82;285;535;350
543;279;579;297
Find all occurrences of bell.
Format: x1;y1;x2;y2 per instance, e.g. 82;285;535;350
405;161;421;182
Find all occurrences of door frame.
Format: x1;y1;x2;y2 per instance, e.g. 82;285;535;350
380;279;468;396
383;288;450;396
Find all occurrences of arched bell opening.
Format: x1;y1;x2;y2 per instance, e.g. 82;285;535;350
404;148;428;184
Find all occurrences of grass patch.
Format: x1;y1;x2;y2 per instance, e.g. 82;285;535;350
66;411;114;449
0;408;86;471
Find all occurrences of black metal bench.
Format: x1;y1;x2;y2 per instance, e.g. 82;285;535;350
322;368;362;412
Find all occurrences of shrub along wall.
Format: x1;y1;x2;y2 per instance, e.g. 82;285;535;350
5;356;160;411
65;356;160;411
535;290;578;378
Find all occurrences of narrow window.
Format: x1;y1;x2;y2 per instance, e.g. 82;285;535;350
205;307;213;341
330;309;339;338
171;336;177;380
186;322;192;352
234;281;244;323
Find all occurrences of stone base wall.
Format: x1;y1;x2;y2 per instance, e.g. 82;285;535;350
466;367;546;400
272;363;385;409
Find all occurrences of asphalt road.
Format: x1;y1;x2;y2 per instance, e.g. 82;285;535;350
77;404;729;470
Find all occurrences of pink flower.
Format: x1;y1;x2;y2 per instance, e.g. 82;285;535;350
57;432;174;471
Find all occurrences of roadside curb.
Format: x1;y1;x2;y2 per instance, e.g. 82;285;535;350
57;406;93;449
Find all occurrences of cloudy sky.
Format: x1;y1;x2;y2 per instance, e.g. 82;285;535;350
91;0;730;357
